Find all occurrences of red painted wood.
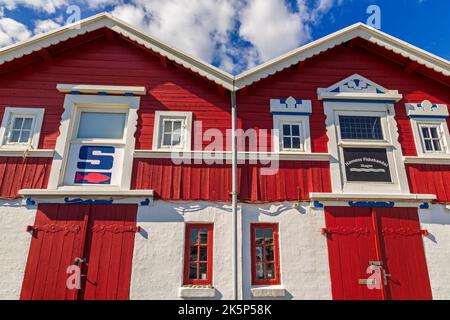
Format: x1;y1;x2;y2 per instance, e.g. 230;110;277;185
376;207;432;300
0;157;52;199
20;204;86;300
21;204;138;300
406;164;450;202
132;158;331;202
325;207;382;300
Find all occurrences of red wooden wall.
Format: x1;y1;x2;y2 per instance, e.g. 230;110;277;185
132;158;331;202
0;157;52;199
406;164;450;202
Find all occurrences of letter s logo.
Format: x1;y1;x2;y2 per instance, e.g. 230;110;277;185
77;146;115;170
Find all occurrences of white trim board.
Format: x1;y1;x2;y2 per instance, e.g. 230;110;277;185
0;13;448;92
57;84;146;96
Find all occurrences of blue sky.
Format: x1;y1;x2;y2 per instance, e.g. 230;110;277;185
0;0;449;74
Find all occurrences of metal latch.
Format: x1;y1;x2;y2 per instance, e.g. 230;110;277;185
369;261;383;266
358;279;377;285
74;257;87;266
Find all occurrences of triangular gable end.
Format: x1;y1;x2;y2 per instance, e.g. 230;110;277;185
317;74;403;102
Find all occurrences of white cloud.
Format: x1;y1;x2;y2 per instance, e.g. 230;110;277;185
33;18;61;34
0;16;31;46
0;0;69;14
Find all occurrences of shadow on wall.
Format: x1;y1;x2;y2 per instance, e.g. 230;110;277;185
420;204;450;244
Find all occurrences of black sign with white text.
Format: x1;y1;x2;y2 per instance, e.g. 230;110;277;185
343;148;392;182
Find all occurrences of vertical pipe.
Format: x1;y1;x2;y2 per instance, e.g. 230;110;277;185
231;89;238;300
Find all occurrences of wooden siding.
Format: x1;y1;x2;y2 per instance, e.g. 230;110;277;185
131;158;331;202
406;164;450;203
0;157;52;199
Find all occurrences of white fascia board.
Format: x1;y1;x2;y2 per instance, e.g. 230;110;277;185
310;192;436;202
404;156;450;165
317;92;403;101
57;84;146;95
19;189;154;198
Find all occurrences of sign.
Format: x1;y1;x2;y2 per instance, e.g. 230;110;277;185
64;144;124;186
343;148;391;182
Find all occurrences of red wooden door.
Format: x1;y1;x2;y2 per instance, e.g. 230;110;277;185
325;206;432;300
377;207;432;300
324;207;383;300
21;204;138;300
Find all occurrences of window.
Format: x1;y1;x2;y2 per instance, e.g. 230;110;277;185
0;107;45;149
419;125;444;153
272;115;311;153
184;224;213;286
251;224;280;285
153;111;192;151
282;123;303;150
339;116;383;140
77;112;126;139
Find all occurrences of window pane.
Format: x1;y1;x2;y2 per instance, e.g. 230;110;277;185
265;228;273;243
162;133;172;146
424;140;433;151
283;137;292;149
422;127;430;139
164;121;173;133
190;246;198;262
172;133;181;146
22;118;33;130
265;263;275;279
265;246;274;262
9;130;20;142
283;125;291;136
199;230;208;244
255;228;264;245
19;130;31;143
292;124;300;136
189;263;197;279
199;246;208;261
199;263;207;280
339;116;383;140
430;127;439;139
77;112;126;139
173;121;182;132
292;137;301;149
433;139;442;151
256;263;264;279
255;246;263;263
190;228;198;245
13;118;23;129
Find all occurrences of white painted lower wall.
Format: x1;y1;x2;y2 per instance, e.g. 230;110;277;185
419;204;450;300
129;201;332;300
0;200;36;300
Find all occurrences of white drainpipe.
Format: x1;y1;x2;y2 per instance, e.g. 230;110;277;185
231;88;238;300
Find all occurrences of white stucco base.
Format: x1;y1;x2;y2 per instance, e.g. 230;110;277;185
0;200;36;300
129;201;332;300
419;204;450;300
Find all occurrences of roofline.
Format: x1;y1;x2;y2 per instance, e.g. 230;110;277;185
0;14;449;92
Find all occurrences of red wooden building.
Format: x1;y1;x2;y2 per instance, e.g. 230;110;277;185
0;13;449;300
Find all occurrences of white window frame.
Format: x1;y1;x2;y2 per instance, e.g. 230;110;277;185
47;94;141;190
272;115;311;153
152;111;192;152
324;101;410;194
0;107;45;149
410;118;450;158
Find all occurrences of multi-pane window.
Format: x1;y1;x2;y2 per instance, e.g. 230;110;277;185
184;224;213;285
420;125;443;152
7;116;34;144
161;119;183;147
339;116;384;140
282;123;303;150
251;224;280;285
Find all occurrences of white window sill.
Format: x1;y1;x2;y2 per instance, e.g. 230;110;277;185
179;286;216;298
404;155;450;165
251;285;286;298
0;148;54;157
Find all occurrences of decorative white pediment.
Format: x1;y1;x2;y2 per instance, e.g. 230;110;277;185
270;96;312;114
405;100;449;118
317;74;402;101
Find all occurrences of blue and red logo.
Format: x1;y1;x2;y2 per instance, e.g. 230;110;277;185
74;146;115;185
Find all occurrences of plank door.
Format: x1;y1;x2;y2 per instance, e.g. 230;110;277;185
324;207;383;300
376;207;432;300
79;204;138;300
20;204;89;300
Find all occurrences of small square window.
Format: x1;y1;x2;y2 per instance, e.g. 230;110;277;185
281;123;304;151
420;125;444;153
0;107;45;149
153;111;192;151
